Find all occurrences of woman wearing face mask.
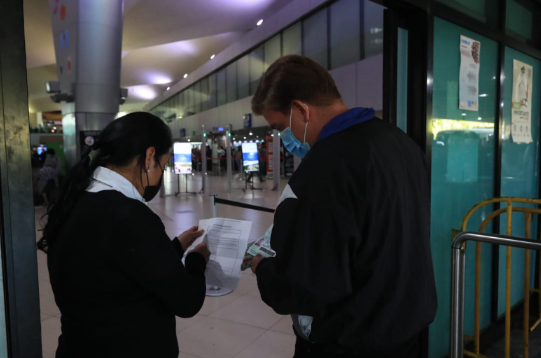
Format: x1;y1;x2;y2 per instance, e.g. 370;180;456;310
37;112;210;358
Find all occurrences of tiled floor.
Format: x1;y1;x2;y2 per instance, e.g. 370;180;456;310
36;171;296;358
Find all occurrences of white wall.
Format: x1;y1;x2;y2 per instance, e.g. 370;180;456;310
167;55;384;137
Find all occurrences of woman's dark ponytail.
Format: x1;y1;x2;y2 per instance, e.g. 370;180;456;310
37;112;172;253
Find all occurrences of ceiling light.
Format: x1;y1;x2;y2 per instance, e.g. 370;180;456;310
257;19;264;26
244;137;246;139
184;74;188;78
478;117;482;121
249;132;253;135
271;134;274;137
210;54;215;60
167;87;171;91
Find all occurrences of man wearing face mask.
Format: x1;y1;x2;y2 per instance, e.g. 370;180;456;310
249;55;437;358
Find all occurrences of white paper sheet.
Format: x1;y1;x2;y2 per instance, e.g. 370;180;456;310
185;218;252;291
459;35;481;111
512;59;533;143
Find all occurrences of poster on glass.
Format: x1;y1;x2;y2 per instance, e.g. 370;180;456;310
512;59;533;143
242;143;259;172
459;35;481;111
174;143;193;174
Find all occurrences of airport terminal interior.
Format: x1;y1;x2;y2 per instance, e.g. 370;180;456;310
0;0;540;357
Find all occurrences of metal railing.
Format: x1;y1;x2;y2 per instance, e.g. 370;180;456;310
455;197;541;358
451;232;541;358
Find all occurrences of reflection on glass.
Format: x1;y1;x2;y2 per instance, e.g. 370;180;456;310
283;23;301;56
429;18;498;358
497;46;541;315
249;46;264;95
237;55;250;99
264;35;281;70
303;8;328;69
330;0;360;69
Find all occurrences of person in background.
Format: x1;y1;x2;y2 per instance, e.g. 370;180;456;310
218;146;226;174
258;144;267;177
206;145;213;172
47;148;62;173
38;112;211;358
37;157;58;206
250;55;436;358
235;146;242;174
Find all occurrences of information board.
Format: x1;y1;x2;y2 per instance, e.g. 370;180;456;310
242;143;259;172
174;142;192;174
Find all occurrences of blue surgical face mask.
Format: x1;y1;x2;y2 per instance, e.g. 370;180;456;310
280;106;310;158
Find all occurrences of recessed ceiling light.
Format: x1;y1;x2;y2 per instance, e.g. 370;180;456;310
210;54;215;60
184;74;188;78
257;19;264;26
166;87;170;91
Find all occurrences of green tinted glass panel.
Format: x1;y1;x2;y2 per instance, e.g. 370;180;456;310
237;55;250;99
249;46;264;95
430;17;498;358
226;62;237;103
506;0;541;48
497;47;541;316
283;22;301;56
264;35;281;70
303;8;328;69
436;0;497;24
396;27;408;133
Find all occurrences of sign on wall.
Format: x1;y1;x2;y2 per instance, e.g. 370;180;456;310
459;35;481;111
174;142;192;174
512;59;533;143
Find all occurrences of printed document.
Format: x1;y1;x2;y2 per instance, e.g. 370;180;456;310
185;218;252;290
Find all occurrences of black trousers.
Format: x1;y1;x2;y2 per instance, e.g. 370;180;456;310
293;334;420;358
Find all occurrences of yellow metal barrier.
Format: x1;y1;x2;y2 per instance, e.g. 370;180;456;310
457;197;541;358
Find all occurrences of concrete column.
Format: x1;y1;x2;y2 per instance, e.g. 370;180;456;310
49;0;124;167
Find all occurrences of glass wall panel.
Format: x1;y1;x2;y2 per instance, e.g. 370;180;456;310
249;46;265;95
396;28;408;133
429;18;498;358
506;0;541;49
170;94;178;121
226;62;238;103
237;55;250;99
436;0;498;25
200;77;209;112
264;34;281;70
330;0;360;69
177;90;185;119
497;47;541;315
363;0;385;58
209;73;218;109
194;81;202;114
283;22;302;56
217;69;227;106
186;86;194;116
303;8;328;69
